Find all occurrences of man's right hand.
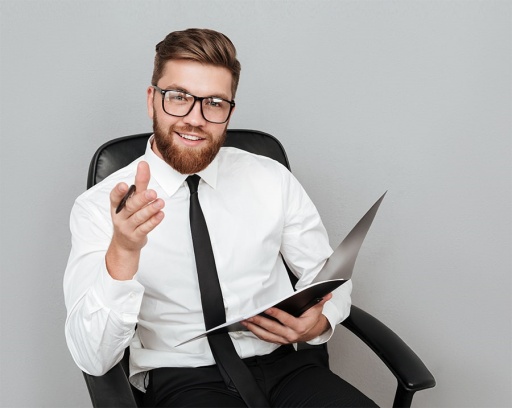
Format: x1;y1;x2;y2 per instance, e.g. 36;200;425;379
105;161;165;280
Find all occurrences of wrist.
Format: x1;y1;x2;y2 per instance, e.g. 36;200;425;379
316;314;330;336
105;241;141;281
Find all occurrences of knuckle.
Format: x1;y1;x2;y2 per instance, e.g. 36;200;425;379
138;215;160;236
131;210;146;226
283;330;299;343
294;322;307;334
127;192;146;211
136;222;151;237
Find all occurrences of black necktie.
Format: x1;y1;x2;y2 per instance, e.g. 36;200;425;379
186;175;270;408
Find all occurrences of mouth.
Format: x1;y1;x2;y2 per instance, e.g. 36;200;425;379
177;132;205;141
173;131;209;147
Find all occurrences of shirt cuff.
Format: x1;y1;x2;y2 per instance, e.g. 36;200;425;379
94;262;145;324
306;300;340;345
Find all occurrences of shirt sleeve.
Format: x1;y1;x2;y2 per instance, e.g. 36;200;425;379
63;196;144;376
279;170;352;344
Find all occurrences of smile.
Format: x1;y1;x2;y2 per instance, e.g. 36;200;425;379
178;133;205;141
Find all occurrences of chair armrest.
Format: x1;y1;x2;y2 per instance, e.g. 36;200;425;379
82;363;138;408
341;305;436;407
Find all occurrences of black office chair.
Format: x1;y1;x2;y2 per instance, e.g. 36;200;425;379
82;129;435;407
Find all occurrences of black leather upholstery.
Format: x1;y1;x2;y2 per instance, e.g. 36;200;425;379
82;129;435;407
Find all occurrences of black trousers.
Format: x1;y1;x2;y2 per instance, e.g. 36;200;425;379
143;345;378;408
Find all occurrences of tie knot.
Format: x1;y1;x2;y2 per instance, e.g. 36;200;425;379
186;174;201;194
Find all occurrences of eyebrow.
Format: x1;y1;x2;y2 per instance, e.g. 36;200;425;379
162;84;232;101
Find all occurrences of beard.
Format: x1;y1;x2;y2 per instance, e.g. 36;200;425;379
152;114;227;174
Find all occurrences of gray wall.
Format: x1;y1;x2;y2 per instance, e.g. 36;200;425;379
1;1;510;407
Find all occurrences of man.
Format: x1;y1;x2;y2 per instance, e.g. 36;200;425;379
64;28;376;407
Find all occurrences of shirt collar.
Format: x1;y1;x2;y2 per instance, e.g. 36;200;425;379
143;135;218;197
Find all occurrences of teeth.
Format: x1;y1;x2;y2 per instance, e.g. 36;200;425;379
180;133;202;141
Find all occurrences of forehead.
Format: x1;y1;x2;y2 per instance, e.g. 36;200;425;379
159;59;233;99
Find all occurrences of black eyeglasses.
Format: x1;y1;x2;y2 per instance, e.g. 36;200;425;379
152;86;235;124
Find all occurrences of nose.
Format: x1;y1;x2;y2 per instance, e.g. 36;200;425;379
183;99;207;127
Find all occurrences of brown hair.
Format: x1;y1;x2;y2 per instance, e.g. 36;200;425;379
152;28;241;98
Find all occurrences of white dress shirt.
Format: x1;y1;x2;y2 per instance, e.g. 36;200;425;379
64;137;352;391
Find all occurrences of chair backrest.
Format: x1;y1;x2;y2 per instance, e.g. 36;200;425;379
87;129;290;188
84;129;312;407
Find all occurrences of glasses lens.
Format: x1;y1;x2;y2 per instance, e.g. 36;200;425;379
163;90;194;117
201;97;231;123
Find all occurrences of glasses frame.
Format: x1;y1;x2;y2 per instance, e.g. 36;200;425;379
152;85;236;124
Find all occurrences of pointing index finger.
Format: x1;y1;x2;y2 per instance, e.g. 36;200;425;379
135;161;151;193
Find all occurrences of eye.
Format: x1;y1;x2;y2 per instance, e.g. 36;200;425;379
166;90;189;103
205;97;225;109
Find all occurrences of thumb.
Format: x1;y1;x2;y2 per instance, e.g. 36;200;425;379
110;182;130;211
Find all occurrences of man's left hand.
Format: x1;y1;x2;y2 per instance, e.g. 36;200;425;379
241;293;333;344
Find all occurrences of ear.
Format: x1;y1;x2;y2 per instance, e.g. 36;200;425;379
147;86;155;119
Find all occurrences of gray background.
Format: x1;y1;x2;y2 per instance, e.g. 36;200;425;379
1;1;510;407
